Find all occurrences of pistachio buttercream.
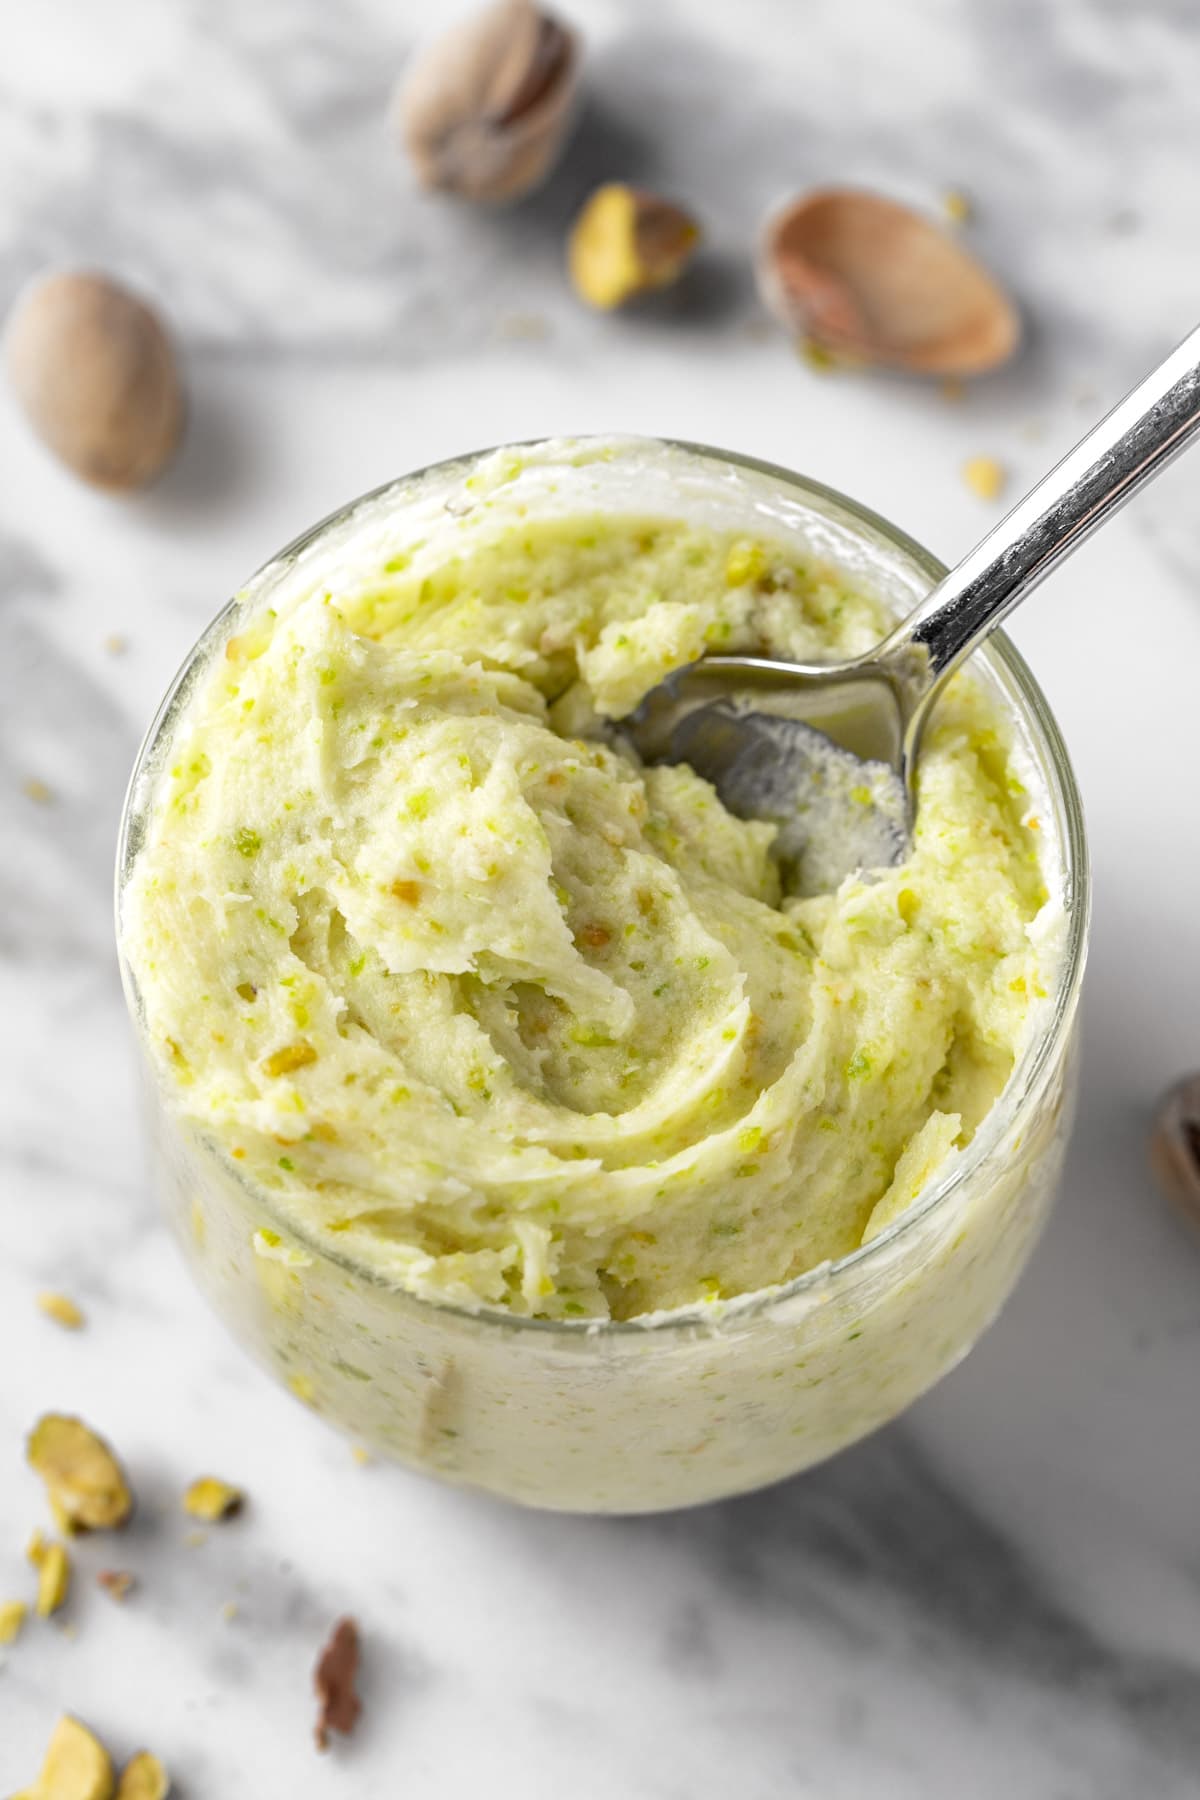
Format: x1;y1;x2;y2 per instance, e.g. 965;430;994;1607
121;445;1057;1322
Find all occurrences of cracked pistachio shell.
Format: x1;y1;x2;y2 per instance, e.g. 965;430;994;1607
757;188;1019;375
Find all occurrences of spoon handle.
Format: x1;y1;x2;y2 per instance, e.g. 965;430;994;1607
890;323;1200;702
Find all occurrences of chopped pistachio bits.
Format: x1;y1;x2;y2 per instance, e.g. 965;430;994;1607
27;1415;133;1532
37;1292;86;1330
314;1616;362;1752
0;1598;28;1643
16;1715;114;1800
181;1477;244;1522
115;1753;169;1800
28;1531;71;1616
122;475;1056;1320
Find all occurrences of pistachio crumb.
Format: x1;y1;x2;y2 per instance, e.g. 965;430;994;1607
943;189;972;224
37;1291;86;1330
23;776;54;804
262;1041;318;1079
0;1598;27;1644
182;1477;244;1523
962;456;1006;500
28;1530;72;1616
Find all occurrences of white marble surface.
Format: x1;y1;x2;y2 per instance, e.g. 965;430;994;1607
4;0;1200;1792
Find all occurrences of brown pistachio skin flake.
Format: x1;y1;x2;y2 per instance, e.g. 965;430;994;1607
96;1570;136;1602
27;1415;134;1532
1150;1072;1200;1235
115;1752;169;1800
19;1715;115;1800
314;1616;362;1751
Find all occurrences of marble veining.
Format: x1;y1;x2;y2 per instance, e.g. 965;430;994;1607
4;1;1200;1794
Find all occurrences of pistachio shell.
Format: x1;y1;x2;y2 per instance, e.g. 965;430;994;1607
758;189;1020;376
397;0;580;203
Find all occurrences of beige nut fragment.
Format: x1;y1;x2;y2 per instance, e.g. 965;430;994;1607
757;188;1019;376
4;271;184;489
16;1715;115;1800
1150;1072;1200;1234
397;0;581;203
27;1415;134;1533
182;1477;244;1522
115;1752;170;1800
568;185;702;310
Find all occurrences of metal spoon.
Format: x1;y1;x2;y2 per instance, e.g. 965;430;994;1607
621;325;1200;894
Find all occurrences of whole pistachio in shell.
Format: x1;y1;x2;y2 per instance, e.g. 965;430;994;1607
396;0;580;204
757;188;1020;376
1150;1072;1200;1237
5;270;184;489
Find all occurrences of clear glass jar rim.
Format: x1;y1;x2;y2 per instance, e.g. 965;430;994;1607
115;434;1091;1340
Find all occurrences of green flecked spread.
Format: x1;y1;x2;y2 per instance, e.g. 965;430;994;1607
122;513;1054;1319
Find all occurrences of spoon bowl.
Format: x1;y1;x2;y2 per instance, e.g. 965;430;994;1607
620;323;1200;891
622;654;910;895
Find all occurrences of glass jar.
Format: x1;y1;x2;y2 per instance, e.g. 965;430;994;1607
116;439;1089;1513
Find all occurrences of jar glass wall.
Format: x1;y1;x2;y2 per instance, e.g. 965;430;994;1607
116;439;1089;1514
